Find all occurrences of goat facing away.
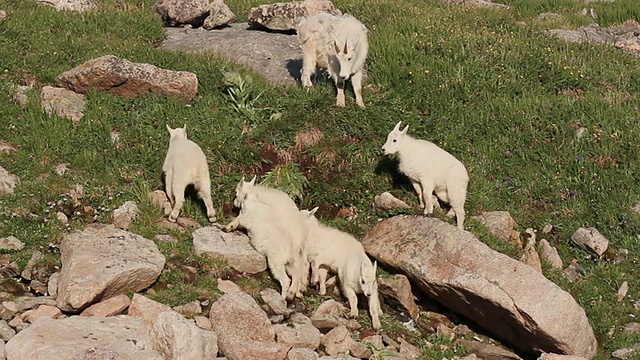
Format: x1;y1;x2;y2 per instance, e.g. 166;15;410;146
382;121;469;229
301;207;382;329
296;12;369;108
162;124;216;223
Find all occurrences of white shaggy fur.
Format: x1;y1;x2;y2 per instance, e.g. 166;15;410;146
301;207;382;329
382;121;469;229
162;125;216;222
296;12;369;108
225;191;307;300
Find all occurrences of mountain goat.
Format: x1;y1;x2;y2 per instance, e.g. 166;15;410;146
162;125;216;222
382;121;469;229
231;176;310;297
301;207;382;329
224;192;308;300
296;12;369;108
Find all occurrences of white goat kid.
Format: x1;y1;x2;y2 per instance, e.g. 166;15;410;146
382;121;469;229
296;13;369;108
232;176;310;297
224;192;307;300
162;124;216;222
301;207;382;329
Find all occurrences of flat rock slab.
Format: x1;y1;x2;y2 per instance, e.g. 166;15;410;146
161;24;302;85
5;316;164;359
362;215;597;358
193;225;267;274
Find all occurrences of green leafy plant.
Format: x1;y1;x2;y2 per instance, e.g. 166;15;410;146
260;163;309;202
222;70;265;118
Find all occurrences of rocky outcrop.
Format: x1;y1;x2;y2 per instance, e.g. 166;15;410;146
55;55;199;101
362;215;598;358
248;1;341;31
56;225;165;312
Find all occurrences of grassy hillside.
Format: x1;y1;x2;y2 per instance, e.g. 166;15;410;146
1;0;640;357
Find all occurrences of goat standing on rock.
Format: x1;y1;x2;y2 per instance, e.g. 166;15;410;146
296;13;369;108
382;121;469;229
162;124;216;223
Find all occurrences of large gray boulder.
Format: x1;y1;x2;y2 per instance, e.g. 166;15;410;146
152;0;209;27
56;224;165;312
193;225;267;274
5;316;164;359
362;215;597;358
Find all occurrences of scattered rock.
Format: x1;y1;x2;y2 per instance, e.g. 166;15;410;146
473;211;522;248
274;313;321;350
398;337;422;359
5;316;163;359
612;343;640;359
535;12;560;20
617;281;629;302
151;310;218;360
111;201;139;230
563;259;584;282
193;226;267;274
20;250;44;281
0;10;6;20
570;227;609;258
40;86;86;123
538;240;563;269
23;305;62;323
176;216;201;228
80;294;131;316
10;85;29;108
520;236;542;273
217;278;242;293
54;163;70;176
458;339;522;359
47;272;59;298
152;0;209;27
261;288;292;316
55;55;199;101
154;234;178;243
194;315;212;330
310;299;348;331
14;296;57;312
362;215;597;358
173;300;202;317
0;166;19;195
377;274;418;319
538;354;588;360
247;0;341;31
128;293;172;327
203;0;235;29
287;347;319;360
35;0;98;12
149;190;172;216
56;224;165;312
373;192;410;211
319;325;370;358
0;237;24;251
0;320;15;341
622;322;640;334
209;291;289;360
0;141;17;155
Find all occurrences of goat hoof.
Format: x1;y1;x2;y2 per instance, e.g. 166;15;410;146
168;217;177;223
208;216;217;223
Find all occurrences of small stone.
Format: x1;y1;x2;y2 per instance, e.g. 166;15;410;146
194;315;212;330
260;288;292;316
612;343;640;359
29;280;48;295
40;86;86;123
623;322;640;334
149;190;172;215
0;320;15;341
176;217;201;228
563;259;584;282
112;201;139;230
20;250;43;281
0;140;17;155
155;234;178;243
203;0;235;29
0;237;24;251
373;192;410;211
570;227;609;258
47;272;60;299
217;279;241;294
173;300;202;317
56;212;69;224
80;294;131;316
538;239;563;269
618;281;629;302
55;163;70;176
24;305;62;323
0;10;6;20
542;224;554;234
576;127;587;138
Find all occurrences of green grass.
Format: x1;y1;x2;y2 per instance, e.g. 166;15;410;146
1;0;640;357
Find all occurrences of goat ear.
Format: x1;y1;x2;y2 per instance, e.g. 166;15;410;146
334;41;340;53
401;124;409;134
393;121;402;131
373;260;377;273
310;206;319;216
166;124;173;133
248;176;257;186
343;41;348;54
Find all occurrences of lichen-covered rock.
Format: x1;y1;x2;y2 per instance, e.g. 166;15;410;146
248;1;341;31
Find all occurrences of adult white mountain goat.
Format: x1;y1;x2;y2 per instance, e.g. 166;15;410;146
301;207;382;329
162;125;216;222
382;121;469;229
296;12;369;108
